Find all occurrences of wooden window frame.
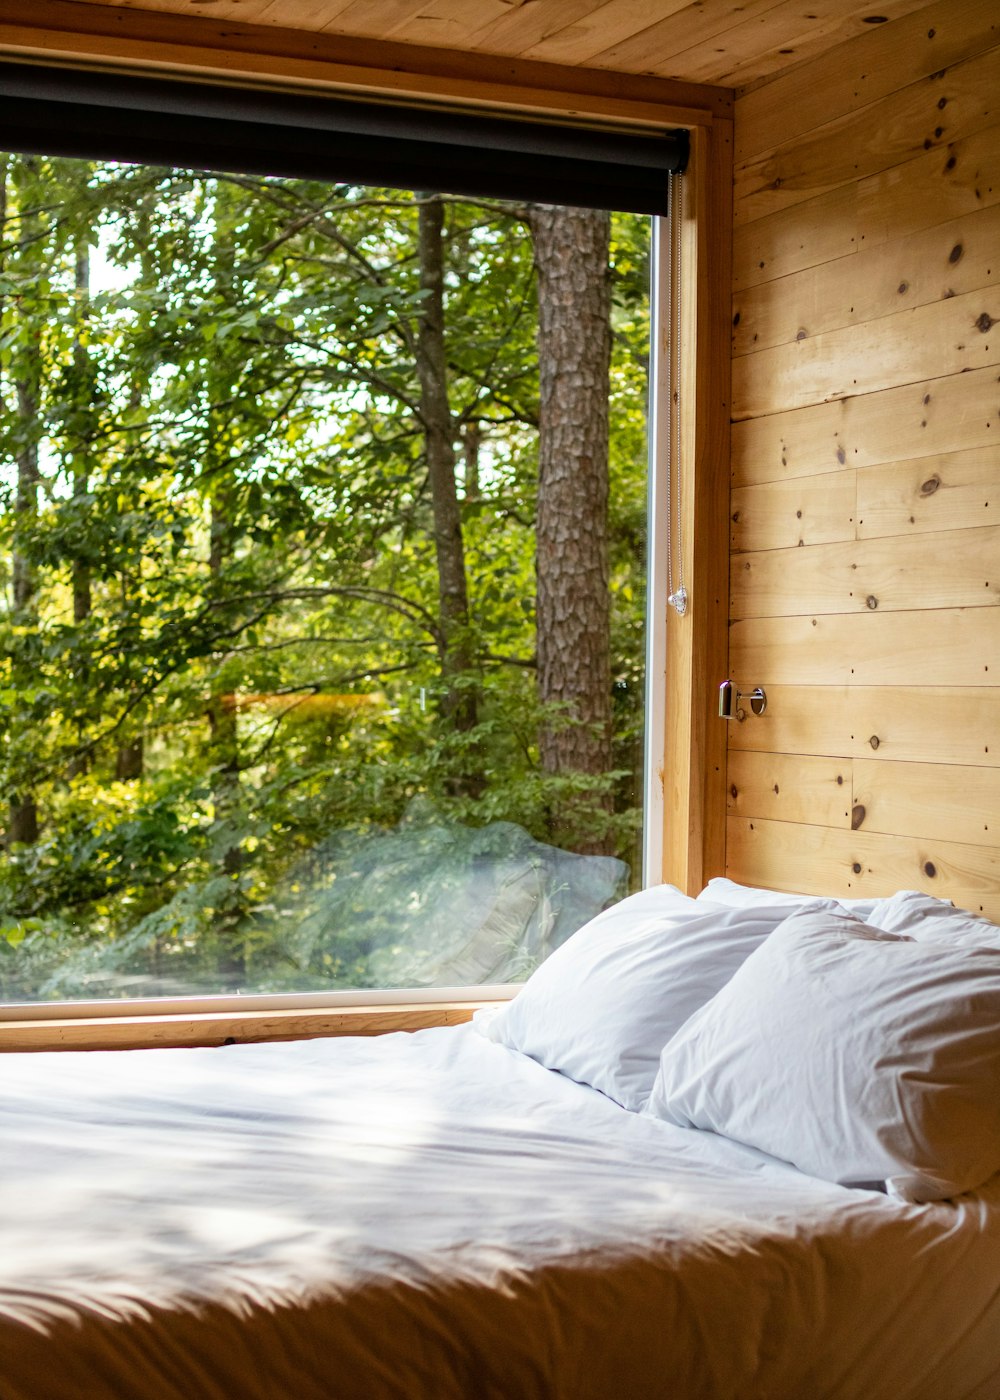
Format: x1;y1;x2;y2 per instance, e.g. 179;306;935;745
0;3;732;1051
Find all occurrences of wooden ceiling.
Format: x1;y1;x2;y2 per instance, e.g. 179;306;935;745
51;0;935;91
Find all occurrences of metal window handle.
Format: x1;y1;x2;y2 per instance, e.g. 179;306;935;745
719;681;766;721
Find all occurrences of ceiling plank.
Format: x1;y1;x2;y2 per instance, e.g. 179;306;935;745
531;0;780;70
0;0;732;124
706;0;935;88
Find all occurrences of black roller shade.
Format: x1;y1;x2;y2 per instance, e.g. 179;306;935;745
0;62;688;214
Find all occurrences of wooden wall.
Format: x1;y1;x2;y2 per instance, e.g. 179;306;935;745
727;0;1000;920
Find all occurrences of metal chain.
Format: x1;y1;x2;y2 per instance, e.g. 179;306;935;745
666;171;687;616
664;173;674;609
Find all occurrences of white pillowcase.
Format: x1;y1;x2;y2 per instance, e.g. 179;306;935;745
646;907;1000;1202
869;889;1000;950
476;883;836;1111
698;876;877;920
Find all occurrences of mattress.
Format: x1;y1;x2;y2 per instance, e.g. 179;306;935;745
2;1024;999;1400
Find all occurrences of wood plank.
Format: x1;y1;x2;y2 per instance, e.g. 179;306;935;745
0;0;732;128
67;0;278;19
526;0;777;70
727;814;1000;920
728;752;1000;848
725;685;1000;768
733;43;1000;227
732;203;1000;358
731;524;1000;619
661;119;733;895
257;0;359;27
734;120;1000;291
857;446;998;538
708;0;930;90
727;750;853;827
729;607;1000;686
587;0;913;86
388;0;539;49
324;0;438;41
852;757;1000;847
0;999;486;1053
729;446;995;553
461;0;621;60
735;0;1000;163
731;364;1000;488
733;285;1000;420
731;472;856;551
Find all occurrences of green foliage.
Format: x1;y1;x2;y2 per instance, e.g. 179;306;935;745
0;156;650;1000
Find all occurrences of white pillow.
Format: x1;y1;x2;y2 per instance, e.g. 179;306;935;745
476;884;837;1111
869;889;1000;950
646;907;1000;1202
698;876;877;919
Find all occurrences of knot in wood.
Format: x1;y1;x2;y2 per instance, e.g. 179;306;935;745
975;312;995;333
869;735;880;750
866;595;878;609
851;804;866;830
920;474;941;495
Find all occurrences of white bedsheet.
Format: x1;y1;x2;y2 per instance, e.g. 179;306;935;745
1;1026;999;1400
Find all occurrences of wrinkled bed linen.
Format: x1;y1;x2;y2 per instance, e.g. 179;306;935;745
1;1026;999;1400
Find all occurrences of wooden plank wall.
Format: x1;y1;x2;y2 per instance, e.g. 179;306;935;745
727;0;1000;920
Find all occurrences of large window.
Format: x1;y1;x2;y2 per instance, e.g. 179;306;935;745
0;147;654;1003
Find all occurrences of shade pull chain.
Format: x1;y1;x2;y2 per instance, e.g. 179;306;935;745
665;169;687;617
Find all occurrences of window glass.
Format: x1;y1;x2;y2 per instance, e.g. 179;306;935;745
0;153;649;1001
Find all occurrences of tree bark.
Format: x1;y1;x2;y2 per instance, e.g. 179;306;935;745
72;239;93;626
10;375;42;843
415;194;478;745
7;158;41;845
67;236;97;780
530;204;613;855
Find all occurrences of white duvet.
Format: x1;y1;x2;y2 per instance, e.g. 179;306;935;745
1;1025;999;1400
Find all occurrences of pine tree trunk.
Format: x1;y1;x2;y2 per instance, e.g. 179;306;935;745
415;194;479;765
530;204;613;856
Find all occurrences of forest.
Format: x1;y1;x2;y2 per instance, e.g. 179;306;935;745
0;151;651;1001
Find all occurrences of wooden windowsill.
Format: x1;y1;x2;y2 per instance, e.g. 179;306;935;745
0;999;497;1052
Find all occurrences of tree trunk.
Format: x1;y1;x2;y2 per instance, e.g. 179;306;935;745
71;240;93;625
208;497;243;883
462;423;481;502
8;397;40;835
530;204;613;855
115;737;144;782
7;158;41;845
67;236;97;780
10;375;41;843
415;194;478;743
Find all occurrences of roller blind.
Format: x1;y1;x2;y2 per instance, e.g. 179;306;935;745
0;62;688;214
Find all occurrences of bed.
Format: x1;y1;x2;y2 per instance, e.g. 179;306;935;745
3;882;1000;1400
